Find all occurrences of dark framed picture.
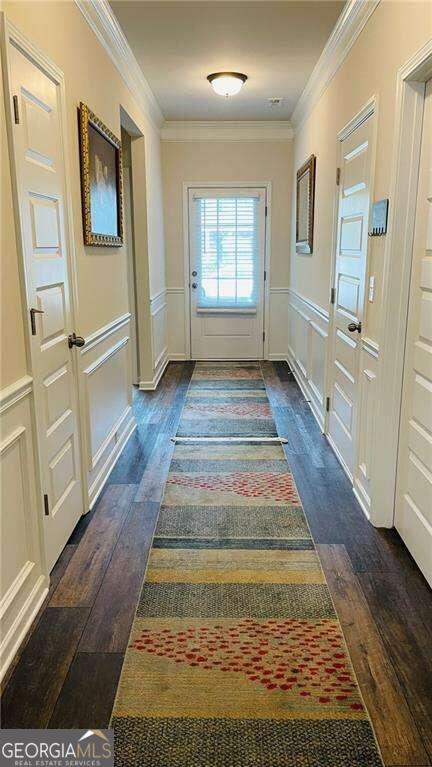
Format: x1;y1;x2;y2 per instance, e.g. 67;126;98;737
78;102;123;247
295;154;316;255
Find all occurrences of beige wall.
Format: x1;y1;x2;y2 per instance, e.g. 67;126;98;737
162;140;292;289
290;0;432;342
1;0;165;384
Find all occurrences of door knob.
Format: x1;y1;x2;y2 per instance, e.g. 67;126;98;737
347;321;362;333
191;270;198;277
191;282;198;289
68;332;85;349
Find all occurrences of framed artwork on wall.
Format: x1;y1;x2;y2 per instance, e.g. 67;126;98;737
78;102;124;246
295;154;316;255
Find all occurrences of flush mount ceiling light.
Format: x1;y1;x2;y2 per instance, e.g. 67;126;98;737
207;72;247;97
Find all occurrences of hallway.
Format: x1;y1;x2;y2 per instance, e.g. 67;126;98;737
2;362;431;766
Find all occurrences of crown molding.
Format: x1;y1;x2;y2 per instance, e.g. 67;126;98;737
291;0;381;131
161;120;294;142
74;0;164;129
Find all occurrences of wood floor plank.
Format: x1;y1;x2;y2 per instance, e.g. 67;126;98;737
260;360;289;407
1;607;89;728
50;484;136;608
78;501;160;653
135;431;176;503
318;544;431;766
359;571;432;761
49;652;124;729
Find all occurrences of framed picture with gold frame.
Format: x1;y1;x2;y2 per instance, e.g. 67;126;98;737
295;154;316;255
78;102;123;247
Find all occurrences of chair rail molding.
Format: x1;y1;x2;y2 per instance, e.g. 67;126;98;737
74;0;163;128
0;375;33;414
291;0;381;130
81;312;131;355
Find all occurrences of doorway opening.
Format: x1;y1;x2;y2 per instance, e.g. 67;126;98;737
120;109;141;387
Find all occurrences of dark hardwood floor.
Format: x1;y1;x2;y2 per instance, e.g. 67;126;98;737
1;361;431;766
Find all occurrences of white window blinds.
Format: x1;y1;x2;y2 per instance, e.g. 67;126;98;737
192;195;260;310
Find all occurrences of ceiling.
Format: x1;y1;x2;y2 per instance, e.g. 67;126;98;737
110;1;345;121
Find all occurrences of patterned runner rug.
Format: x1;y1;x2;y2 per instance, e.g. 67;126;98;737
111;362;382;766
176;361;278;437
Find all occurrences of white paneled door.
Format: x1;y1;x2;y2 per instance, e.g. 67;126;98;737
327;115;374;477
395;80;432;586
8;38;84;571
188;188;266;359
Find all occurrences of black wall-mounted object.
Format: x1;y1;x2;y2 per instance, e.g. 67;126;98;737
369;199;389;236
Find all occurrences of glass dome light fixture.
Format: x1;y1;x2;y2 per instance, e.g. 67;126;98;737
207;72;248;97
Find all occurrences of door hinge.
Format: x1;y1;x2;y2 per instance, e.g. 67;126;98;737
43;493;50;516
13;95;20;124
262;330;266;342
264;270;267;282
330;287;336;304
326;396;331;412
336;167;341;186
265;205;268;217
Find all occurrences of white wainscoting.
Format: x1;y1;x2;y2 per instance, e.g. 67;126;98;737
140;290;169;389
166;285;289;362
353;337;380;518
268;288;289;360
0;377;49;682
287;289;330;429
79;313;136;508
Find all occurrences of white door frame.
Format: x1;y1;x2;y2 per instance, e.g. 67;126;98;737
325;96;378;479
182;181;272;360
1;18;88;539
372;41;432;527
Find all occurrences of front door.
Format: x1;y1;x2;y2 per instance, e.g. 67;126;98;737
8;37;84;570
327;115;374;477
394;79;432;586
188;187;266;359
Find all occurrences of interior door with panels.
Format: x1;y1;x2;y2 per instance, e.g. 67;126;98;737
395;80;432;586
188;187;266;359
8;36;84;571
328;115;374;477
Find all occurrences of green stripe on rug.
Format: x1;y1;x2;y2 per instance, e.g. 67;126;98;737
111;362;383;767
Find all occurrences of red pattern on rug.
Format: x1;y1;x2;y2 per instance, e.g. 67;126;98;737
184;402;272;418
130;618;363;711
167;472;300;504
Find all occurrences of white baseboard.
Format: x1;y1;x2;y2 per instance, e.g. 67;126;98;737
139;354;169;390
268;353;288;361
0;575;48;683
88;413;136;509
168;353;188;361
